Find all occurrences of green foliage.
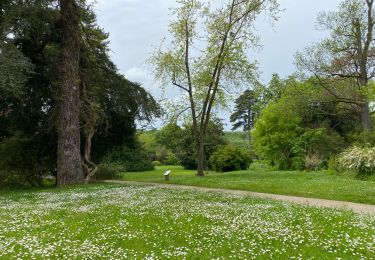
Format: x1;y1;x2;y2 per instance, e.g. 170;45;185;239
347;130;375;147
178;118;227;169
138;131;157;151
230;89;258;131
291;128;329;170
209;145;251;172
154;146;168;163
338;146;375;177
164;151;180;165
152;161;162;167
0;1;161;186
230;89;258;148
254;73;287;110
151;0;279;175
304;154;324;171
327;156;342;173
224;131;249;149
0;132;55;187
101;144;154;172
155;123;184;152
252;80;347;170
295;0;375;130
137;130;159;161
252;102;303;169
91;74;161;162
138;129;181;166
0;42;33;99
93;163;124;180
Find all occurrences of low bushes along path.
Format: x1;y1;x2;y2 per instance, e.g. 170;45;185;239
104;180;375;215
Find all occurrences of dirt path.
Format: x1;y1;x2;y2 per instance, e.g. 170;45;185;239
103;180;375;215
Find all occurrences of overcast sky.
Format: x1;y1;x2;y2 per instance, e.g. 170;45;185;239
93;0;343;129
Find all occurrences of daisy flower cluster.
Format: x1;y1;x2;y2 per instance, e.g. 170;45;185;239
0;184;373;259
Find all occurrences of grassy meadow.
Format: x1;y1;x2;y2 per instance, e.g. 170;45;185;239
0;184;374;259
121;165;375;205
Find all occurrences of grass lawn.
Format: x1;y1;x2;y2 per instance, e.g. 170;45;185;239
121;165;375;205
0;184;374;259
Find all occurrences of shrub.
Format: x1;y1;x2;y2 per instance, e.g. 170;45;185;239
152;160;162;166
0;133;55;187
348;131;375;147
304;154;324;171
155;145;168;163
327;156;341;173
93;163;124;180
164;151;180;165
102;145;154;172
338;146;375;177
209;145;251;172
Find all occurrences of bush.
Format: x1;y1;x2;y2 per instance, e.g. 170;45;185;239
338;146;375;177
155;145;168;163
327;156;341;173
152;160;162;166
304;154;324;171
178;119;227;169
209;145;251;172
93;163;124;180
164;151;180;165
0;133;55;187
102;145;154;172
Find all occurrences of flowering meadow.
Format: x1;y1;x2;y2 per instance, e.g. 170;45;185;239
0;184;374;259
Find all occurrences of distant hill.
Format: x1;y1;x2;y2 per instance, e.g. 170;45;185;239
224;131;248;149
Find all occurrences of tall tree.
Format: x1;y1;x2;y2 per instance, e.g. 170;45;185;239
296;0;375;131
255;73;286;109
230;89;258;148
151;0;279;176
0;0;161;186
0;1;33;101
56;0;84;186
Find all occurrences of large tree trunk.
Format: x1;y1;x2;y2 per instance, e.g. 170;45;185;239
358;72;372;131
56;0;84;186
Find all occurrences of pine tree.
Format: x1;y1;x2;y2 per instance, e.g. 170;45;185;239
56;0;84;186
230;89;258;148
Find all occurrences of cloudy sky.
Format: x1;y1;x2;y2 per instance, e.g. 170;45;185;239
93;0;343;128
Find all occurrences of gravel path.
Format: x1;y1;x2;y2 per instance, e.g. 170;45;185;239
104;180;375;215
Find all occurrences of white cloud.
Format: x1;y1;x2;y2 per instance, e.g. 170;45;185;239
125;66;159;96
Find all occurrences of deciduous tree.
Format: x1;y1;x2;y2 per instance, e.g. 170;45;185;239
296;0;375;131
151;0;279;176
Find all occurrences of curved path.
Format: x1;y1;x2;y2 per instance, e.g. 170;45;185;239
103;180;375;215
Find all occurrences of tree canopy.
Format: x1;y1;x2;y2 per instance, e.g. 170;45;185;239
151;0;279;175
0;0;161;187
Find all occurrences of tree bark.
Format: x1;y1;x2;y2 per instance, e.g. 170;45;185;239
0;2;4;39
56;0;84;186
360;102;372;131
196;135;205;176
82;128;98;184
